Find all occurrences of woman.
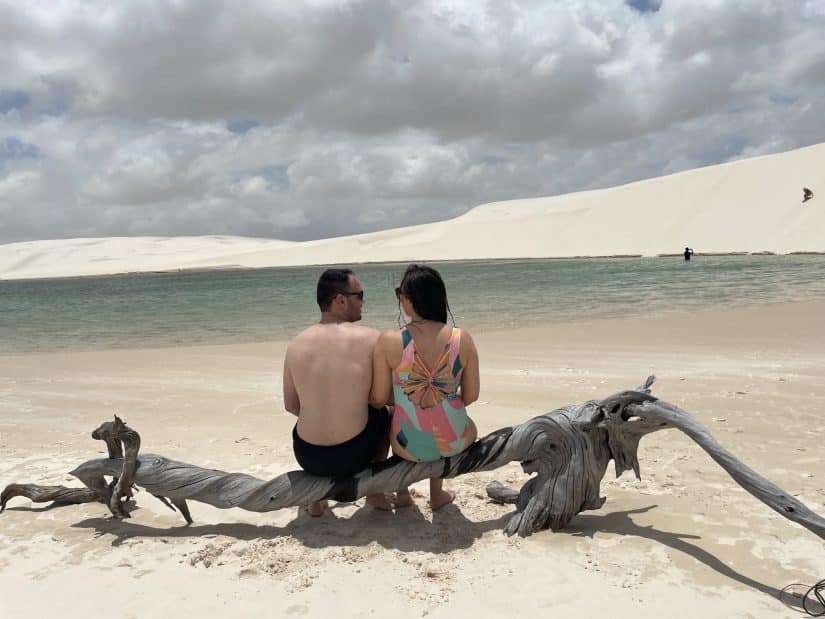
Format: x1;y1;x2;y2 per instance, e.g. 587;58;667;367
370;264;479;510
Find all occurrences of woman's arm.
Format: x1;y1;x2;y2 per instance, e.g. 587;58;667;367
369;332;394;407
459;330;480;406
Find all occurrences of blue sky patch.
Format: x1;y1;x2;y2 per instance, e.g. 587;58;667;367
0;90;30;113
227;119;260;134
1;137;41;159
626;0;662;13
769;94;797;106
258;164;290;190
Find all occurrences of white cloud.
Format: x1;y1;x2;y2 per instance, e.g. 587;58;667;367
0;0;824;242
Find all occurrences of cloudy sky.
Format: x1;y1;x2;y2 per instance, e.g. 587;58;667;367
1;0;824;243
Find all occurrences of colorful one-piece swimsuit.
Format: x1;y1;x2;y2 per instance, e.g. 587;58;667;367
391;327;473;462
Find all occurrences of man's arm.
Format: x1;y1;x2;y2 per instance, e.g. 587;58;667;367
282;352;300;416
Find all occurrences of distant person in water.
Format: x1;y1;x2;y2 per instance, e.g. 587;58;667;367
684;247;694;261
803;187;814;203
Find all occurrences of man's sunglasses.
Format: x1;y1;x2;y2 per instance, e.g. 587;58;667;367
339;290;364;300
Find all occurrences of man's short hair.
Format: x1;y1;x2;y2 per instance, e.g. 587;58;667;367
317;268;354;311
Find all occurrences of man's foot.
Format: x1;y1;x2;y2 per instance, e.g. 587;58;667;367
429;489;456;511
307;500;328;517
366;493;394;511
394;489;415;508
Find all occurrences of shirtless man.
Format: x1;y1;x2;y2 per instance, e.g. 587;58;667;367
283;268;392;516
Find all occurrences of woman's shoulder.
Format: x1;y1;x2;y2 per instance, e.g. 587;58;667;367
451;325;471;338
378;328;404;344
455;328;477;353
380;326;405;336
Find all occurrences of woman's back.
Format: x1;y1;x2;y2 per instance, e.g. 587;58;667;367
369;263;480;508
390;323;473;461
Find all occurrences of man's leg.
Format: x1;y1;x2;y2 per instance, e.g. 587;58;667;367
293;427;333;516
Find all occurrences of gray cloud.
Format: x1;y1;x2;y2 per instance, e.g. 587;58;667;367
1;0;824;243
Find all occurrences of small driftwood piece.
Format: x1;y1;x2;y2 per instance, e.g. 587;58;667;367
1;418;125;512
0;484;99;510
2;378;824;541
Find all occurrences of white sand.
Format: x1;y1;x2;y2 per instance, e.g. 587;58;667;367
2;142;825;280
1;302;824;618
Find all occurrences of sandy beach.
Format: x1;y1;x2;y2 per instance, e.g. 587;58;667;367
1;300;823;618
4;5;825;618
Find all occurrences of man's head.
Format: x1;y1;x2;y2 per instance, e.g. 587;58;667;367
317;268;364;322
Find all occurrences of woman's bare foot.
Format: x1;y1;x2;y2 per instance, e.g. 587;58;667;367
394;488;415;508
428;489;456;511
366;492;394;511
307;500;328;516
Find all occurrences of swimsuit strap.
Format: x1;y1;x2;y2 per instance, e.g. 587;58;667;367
399;328;415;367
448;328;461;367
448;328;463;379
397;326;462;378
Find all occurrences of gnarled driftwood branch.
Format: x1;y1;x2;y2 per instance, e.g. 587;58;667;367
2;377;824;541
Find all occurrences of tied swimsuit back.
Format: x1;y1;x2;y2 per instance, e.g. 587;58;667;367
391;327;473;462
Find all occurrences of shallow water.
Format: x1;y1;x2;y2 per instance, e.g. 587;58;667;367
2;255;825;354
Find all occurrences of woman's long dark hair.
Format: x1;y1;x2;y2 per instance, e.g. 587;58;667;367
397;264;453;324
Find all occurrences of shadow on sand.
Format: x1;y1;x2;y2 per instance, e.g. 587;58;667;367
10;498;809;613
68;499;511;554
568;505;807;613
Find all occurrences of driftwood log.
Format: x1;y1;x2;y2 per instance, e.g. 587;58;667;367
2;377;824;541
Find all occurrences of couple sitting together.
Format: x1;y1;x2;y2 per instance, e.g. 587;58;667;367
283;264;480;516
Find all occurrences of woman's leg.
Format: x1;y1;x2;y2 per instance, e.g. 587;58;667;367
429;418;477;509
463;418;478;449
389;434;416;506
428;478;455;510
391;434;455;509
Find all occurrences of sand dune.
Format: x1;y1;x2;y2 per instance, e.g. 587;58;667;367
2;142;824;280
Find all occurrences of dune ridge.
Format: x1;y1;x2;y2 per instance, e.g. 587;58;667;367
2;142;824;280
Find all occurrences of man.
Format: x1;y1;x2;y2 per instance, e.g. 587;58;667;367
683;247;694;261
283;268;393;515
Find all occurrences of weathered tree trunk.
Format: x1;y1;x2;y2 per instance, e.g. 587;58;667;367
2;378;824;541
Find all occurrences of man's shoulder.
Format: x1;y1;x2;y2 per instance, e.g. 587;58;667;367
343;323;381;344
290;322;379;343
345;323;380;335
289;324;321;343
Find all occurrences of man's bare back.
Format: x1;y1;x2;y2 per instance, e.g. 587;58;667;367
284;322;379;445
284;269;393;514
